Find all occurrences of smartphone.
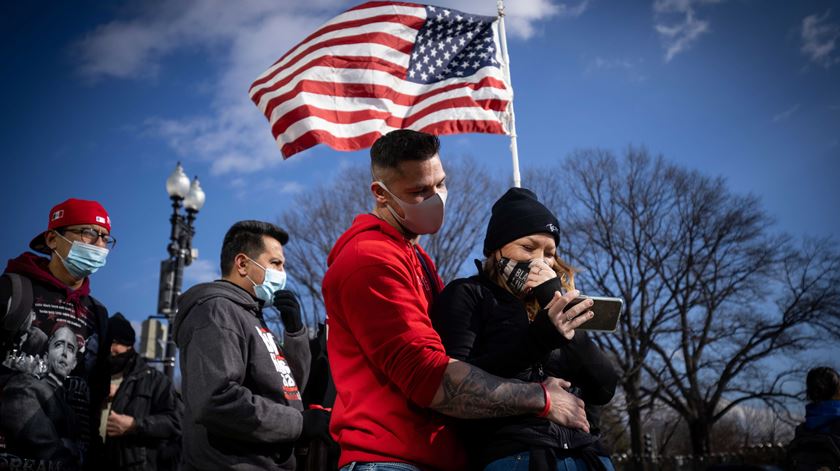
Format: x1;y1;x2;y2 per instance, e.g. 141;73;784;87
563;295;624;332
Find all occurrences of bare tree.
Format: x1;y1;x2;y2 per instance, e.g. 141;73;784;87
273;156;498;334
424;156;501;283
271;165;371;334
528;147;840;460
528;149;684;464
647;236;840;456
713;400;795;449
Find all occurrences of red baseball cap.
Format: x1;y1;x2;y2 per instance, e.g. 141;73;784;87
29;198;112;255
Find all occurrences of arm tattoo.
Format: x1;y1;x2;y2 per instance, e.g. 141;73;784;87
430;361;544;419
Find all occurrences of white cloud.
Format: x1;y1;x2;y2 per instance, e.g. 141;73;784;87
73;0;571;178
433;0;587;39
557;1;589;18
772;103;800;123
652;0;721;62
801;10;840;68
74;22;165;81
231;177;305;200
586;56;647;82
183;258;219;284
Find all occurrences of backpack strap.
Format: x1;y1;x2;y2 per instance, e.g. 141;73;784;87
1;273;34;342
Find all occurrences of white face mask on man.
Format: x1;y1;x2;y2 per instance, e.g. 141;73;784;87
376;182;447;235
244;256;287;303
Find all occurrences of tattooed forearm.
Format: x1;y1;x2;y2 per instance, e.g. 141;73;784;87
429;360;544;419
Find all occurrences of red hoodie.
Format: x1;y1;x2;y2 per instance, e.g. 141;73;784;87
323;214;466;470
5;252;92;317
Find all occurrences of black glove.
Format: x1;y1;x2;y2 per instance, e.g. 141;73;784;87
300;409;331;441
273;290;303;332
532;277;563;308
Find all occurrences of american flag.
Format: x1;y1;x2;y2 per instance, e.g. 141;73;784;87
249;1;512;158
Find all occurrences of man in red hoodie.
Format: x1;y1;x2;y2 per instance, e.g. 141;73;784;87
323;130;591;471
0;198;113;470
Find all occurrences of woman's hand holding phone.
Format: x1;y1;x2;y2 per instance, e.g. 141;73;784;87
545;290;594;340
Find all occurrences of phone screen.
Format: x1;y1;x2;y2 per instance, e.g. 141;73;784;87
563;296;624;332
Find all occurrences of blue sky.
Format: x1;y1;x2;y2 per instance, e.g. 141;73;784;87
1;0;839;340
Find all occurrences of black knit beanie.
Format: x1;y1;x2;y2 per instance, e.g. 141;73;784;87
108;313;136;346
483;188;560;256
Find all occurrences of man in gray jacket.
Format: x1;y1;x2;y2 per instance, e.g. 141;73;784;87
174;220;329;471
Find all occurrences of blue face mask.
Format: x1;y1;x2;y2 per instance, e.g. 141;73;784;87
55;234;109;279
245;257;287;303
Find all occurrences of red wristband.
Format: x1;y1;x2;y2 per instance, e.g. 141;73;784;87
537;383;551;418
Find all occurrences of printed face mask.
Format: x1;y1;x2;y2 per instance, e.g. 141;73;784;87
376;182;447;235
496;256;534;295
55;233;109;279
245;257;287;303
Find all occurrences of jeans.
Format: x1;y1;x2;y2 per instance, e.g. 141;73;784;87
340;462;422;471
484;452;616;471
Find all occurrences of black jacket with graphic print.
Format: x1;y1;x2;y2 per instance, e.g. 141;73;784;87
174;280;310;471
0;372;81;470
1;253;110;469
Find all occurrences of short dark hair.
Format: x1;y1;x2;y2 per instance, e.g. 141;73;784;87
370;129;440;178
806;366;840;402
220;220;289;275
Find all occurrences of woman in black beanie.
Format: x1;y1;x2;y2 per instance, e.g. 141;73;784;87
430;188;618;471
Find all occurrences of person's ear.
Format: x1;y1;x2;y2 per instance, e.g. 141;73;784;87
234;254;250;277
44;231;59;252
370;181;389;206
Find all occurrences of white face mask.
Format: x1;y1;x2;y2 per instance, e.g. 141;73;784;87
55;233;109;279
376;182;447;235
244;257;287;303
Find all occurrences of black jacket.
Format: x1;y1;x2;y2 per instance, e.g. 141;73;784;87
0;372;81;470
104;353;181;471
430;262;619;468
174;280;310;471
1;253;111;470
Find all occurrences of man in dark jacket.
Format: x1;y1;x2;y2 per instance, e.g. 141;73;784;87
174;220;328;471
101;313;181;471
0;198;113;469
787;366;840;470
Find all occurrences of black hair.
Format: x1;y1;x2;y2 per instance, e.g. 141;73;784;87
806;366;840;402
370;129;440;177
220;220;289;276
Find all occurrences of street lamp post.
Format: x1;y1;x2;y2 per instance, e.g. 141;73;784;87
158;162;205;379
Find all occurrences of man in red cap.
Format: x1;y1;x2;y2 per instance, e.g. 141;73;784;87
0;198;114;470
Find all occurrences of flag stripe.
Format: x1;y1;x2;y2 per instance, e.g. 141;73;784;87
262;32;414;90
279;106;507;149
420;119;505;136
272;96;508;138
251;15;423;92
253;54;408;109
280;119;504;157
347;1;424;13
267;81;508;132
267;79;508;136
250;1;511;158
251;41;413;106
258;65;507;119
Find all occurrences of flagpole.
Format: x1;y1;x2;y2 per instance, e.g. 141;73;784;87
497;0;521;188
